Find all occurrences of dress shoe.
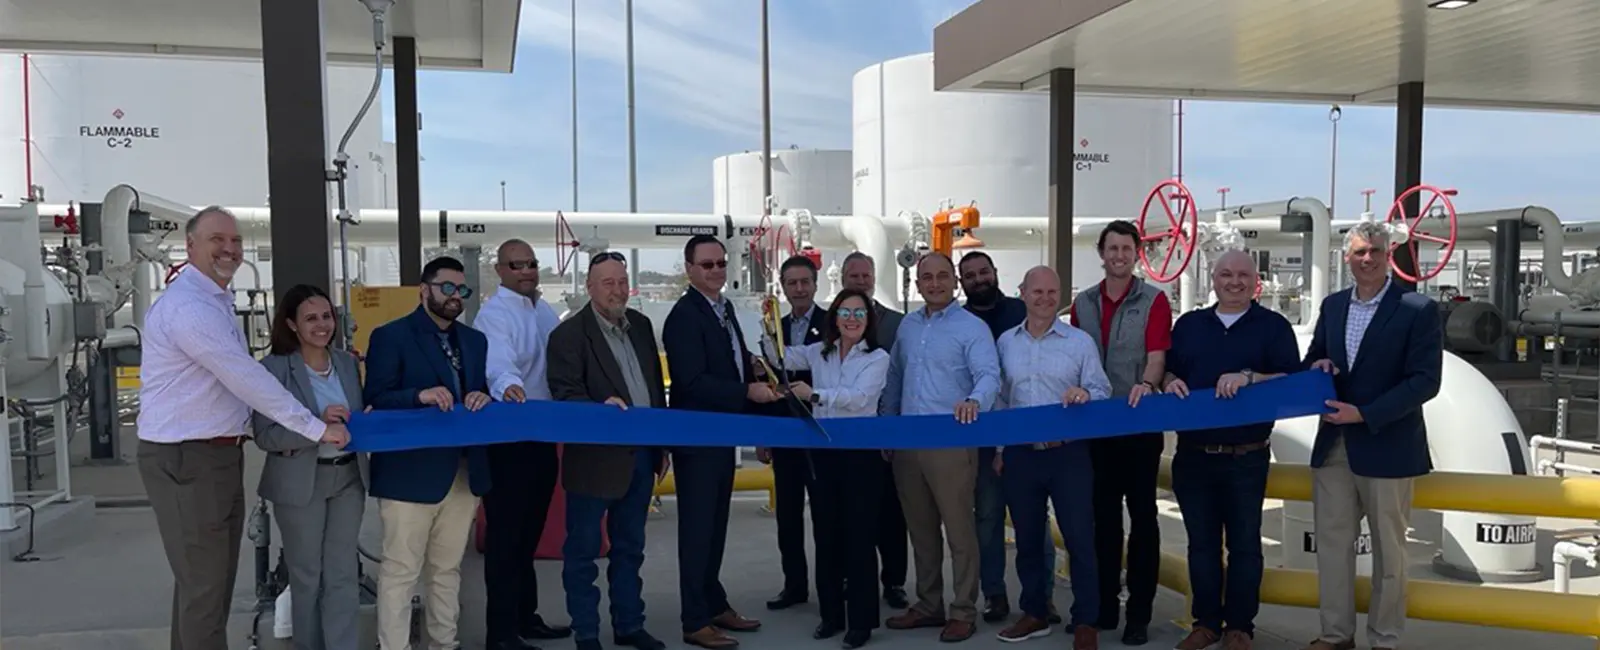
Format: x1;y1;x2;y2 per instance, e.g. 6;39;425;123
1221;630;1253;650
885;610;946;630
615;630;666;650
766;589;808;610
1073;625;1099;650
523;616;574;640
995;615;1051;643
492;640;542;650
1301;641;1355;650
683;626;739;649
1174;626;1220;650
814;622;843;639
982;597;1011;623
1121;624;1149;646
883;585;909;609
841;629;872;649
939;620;976;642
712;609;762;632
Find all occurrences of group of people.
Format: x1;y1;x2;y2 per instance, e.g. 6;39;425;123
134;205;1439;650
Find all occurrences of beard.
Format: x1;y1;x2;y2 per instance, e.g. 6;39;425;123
965;283;1001;307
427;295;463;321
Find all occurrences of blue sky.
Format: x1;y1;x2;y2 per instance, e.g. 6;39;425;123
380;0;1600;272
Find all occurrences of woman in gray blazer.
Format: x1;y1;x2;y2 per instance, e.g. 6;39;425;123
253;284;367;650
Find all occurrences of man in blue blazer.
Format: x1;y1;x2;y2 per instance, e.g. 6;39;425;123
363;256;495;650
1301;221;1442;650
662;234;782;649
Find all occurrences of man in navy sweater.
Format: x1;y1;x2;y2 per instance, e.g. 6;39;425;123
1158;250;1301;650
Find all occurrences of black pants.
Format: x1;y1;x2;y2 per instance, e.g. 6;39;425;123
483;441;560;644
771;447;814;596
1089;433;1163;629
875;454;908;592
673;446;737;632
811;449;884;631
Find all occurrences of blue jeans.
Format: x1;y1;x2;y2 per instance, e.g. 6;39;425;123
562;451;656;641
1000;443;1097;625
1172;445;1270;635
977;447;1056;601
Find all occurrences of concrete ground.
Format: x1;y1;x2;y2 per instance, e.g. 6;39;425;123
3;428;1600;649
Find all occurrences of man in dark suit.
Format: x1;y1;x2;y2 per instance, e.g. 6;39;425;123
547;251;670;650
363;256;495;650
839;251;909;611
1302;221;1441;650
759;254;827;611
662;234;782;649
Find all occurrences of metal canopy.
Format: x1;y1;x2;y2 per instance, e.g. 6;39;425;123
0;0;521;72
933;0;1600;113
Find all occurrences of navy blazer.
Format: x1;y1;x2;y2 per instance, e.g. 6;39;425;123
662;289;758;415
1302;283;1442;479
363;306;494;503
780;305;828;386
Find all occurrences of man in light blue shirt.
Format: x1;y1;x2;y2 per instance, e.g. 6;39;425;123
881;252;1001;643
992;266;1110;649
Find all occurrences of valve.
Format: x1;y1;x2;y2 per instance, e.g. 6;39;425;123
553;210;579;276
1385;185;1459;284
1135;178;1200;283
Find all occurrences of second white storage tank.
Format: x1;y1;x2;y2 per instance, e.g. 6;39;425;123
713;148;852;218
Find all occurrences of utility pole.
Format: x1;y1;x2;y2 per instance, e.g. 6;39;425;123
625;0;641;286
760;0;773;289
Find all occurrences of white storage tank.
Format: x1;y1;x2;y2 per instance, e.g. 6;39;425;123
852;52;1173;294
713;148;852;218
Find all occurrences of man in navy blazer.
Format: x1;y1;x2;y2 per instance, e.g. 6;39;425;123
1301;221;1441;650
363;256;496;650
662;234;782;649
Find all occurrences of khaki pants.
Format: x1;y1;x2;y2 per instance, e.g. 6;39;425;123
137;439;245;650
1312;439;1414;648
892;448;980;622
376;466;480;650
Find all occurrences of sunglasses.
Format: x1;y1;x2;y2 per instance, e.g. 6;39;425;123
589;251;628;268
427;281;474;300
837;307;869;321
695;259;729;270
502;259;538;271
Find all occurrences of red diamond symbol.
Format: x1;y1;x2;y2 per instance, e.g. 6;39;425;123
112;109;124;120
1079;138;1089;148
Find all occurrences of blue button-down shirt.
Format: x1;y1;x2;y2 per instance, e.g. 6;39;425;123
997;320;1112;410
881;301;1002;416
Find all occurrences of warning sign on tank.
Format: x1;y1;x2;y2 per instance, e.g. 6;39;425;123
1476;522;1536;544
1303;532;1372;555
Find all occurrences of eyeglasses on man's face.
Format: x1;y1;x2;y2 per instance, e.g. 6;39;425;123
695;259;729;271
502;259;538;271
428;281;474;300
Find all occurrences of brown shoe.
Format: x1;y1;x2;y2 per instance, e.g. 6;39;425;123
1222;630;1252;650
1175;626;1220;650
1073;625;1099;650
712;609;761;632
996;615;1051;643
683;626;739;649
939;620;976;642
885;610;947;630
1301;641;1354;650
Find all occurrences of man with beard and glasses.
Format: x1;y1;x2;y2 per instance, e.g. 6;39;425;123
838;252;909;611
138;206;350;650
662;234;780;649
1301;222;1441;650
1157;250;1300;650
475;239;572;649
1068;220;1172;646
956;252;1057;626
548;252;670;650
364;256;495;650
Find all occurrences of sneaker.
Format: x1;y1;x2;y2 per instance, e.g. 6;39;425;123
995;615;1051;643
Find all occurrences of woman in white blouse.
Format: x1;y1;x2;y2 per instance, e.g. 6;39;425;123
773;288;892;649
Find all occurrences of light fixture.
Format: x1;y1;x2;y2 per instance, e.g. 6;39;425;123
1428;0;1476;9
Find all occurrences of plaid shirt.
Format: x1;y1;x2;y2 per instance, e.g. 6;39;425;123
1345;277;1391;367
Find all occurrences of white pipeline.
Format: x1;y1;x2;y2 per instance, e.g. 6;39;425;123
1553;540;1598;594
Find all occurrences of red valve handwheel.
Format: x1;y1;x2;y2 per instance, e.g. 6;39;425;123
1135;179;1200;283
1254;279;1264;300
1384;184;1459;283
164;260;188;284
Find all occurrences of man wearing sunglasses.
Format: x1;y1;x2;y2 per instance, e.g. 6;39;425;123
364;255;495;650
663;234;781;649
475;239;573;649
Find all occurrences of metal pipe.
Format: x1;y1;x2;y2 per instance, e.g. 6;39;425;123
21;53;33;199
759;0;773;291
623;0;640;290
1492;218;1521;361
570;0;579;213
1552;540;1597;594
1539;459;1600;477
1528;435;1600;455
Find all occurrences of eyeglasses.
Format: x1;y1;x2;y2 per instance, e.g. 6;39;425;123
695;259;729;270
502;259;538;271
837;308;869;321
589;251;628;268
427;281;474;300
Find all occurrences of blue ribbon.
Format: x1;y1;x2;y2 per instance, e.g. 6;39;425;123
344;370;1335;452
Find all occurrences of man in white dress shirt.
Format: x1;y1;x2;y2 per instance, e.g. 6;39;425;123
991;266;1110;650
475;238;572;649
137;206;349;650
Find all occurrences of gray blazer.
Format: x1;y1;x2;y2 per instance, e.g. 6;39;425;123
253;350;369;508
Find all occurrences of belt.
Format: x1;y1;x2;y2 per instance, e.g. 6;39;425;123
1183;440;1271;455
192;435;247;447
317;454;356;466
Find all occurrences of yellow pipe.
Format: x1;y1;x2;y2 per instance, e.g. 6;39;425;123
1157;457;1600;520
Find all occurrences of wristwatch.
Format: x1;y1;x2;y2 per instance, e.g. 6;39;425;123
808;393;821;405
1140;380;1158;391
1240;369;1255;385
